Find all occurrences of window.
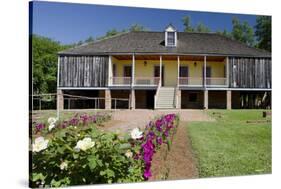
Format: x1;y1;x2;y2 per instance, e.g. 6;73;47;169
113;64;116;77
180;66;189;77
167;32;175;46
123;66;132;77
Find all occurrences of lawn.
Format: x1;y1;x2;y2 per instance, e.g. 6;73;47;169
187;110;272;178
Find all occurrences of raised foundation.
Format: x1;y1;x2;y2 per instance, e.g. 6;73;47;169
227;90;232;109
204;90;208;109
57;89;64;111
130;89;136;109
105;89;111;110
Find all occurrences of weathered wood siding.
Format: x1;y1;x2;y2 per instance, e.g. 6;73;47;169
59;56;108;87
229;57;271;88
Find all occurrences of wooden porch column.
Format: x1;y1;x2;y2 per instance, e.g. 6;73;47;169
226;56;229;87
227;90;232;109
160;55;162;86
108;55;112;86
204;56;207;87
105;89;111;110
204;90;208;109
130;89;135;109
132;54;135;86
177;56;180;86
176;89;181;109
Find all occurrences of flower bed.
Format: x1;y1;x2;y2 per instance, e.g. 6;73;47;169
30;113;179;187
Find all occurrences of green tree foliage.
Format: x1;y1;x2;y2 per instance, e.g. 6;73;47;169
32;35;68;94
195;22;210;33
84;36;94;43
129;24;148;32
182;16;194;32
216;29;232;38
255;16;271;51
231;17;255;47
97;29;120;40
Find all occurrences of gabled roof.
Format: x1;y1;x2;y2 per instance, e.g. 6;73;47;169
59;31;271;57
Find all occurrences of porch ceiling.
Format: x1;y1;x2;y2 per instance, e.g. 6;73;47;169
113;55;225;61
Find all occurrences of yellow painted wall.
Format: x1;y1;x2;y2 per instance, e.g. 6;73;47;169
112;57;226;86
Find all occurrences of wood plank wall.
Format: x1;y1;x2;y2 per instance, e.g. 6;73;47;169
229;57;271;88
59;56;109;87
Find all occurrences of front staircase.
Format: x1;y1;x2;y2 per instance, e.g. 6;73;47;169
155;87;176;109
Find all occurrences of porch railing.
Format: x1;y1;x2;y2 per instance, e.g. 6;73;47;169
178;77;227;87
206;77;227;87
134;77;160;86
111;77;131;86
178;77;203;86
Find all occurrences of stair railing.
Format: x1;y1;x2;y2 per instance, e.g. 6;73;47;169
174;84;179;109
154;81;161;109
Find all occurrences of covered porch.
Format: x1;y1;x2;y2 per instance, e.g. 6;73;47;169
108;54;228;88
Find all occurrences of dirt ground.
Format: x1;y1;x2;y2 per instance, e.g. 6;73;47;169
103;109;214;133
149;121;198;181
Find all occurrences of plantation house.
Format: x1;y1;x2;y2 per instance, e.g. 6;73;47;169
57;25;271;110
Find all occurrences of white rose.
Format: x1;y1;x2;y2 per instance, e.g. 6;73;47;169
48;123;56;131
48;117;57;125
60;161;68;170
32;137;49;152
74;137;95;152
130;128;143;139
125;150;133;158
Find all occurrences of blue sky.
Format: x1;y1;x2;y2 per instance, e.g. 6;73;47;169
31;1;259;45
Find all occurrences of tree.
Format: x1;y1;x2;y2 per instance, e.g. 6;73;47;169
32;35;68;94
129;24;148;32
84;36;94;43
216;29;232;38
231;17;255;47
97;29;120;40
182;16;194;32
255;16;271;51
195;22;210;33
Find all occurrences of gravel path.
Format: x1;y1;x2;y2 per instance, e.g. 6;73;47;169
104;109;214;133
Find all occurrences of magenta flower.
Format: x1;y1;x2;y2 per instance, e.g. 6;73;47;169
35;123;45;133
156;137;162;145
69;117;79;126
143;168;152;179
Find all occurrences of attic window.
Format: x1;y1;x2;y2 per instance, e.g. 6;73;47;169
167;32;175;46
165;24;177;47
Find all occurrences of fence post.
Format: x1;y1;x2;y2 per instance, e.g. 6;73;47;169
39;98;41;111
115;99;117;110
68;98;70;109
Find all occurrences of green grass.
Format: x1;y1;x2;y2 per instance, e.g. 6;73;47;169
32;110;112;123
187;110;272;178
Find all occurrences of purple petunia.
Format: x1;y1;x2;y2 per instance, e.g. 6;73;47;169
156;137;162;145
69;117;79;126
35;123;45;133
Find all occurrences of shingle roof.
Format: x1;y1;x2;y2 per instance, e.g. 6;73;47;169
59;31;271;57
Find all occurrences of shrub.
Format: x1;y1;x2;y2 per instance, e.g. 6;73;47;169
30;113;179;187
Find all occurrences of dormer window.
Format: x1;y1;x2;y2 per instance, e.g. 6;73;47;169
165;24;177;47
167;32;175;46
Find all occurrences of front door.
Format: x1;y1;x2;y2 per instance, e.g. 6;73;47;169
123;66;132;85
180;66;189;85
154;66;164;86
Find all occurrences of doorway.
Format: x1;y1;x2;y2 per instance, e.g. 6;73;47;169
154;65;164;86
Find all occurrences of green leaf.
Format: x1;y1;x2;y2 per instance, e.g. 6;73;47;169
119;143;131;150
88;156;97;170
32;173;45;182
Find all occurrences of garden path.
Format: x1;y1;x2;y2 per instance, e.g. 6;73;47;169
102;109;214;133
